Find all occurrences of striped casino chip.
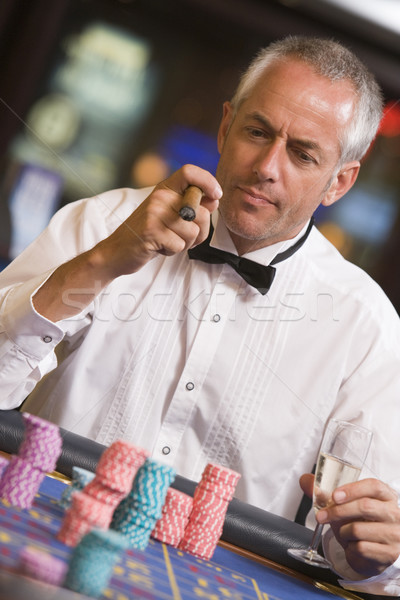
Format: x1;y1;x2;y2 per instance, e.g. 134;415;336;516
178;462;241;560
114;518;156;551
179;512;226;560
59;466;95;509
96;440;149;474
59;443;153;548
71;466;96;488
195;479;237;502
202;462;241;479
0;455;46;509
202;463;241;487
20;413;60;439
151;488;193;546
57;491;114;547
181;506;226;539
114;459;176;519
113;505;166;551
161;487;193;514
57;511;94;547
96;460;135;487
68;490;114;524
83;441;151;513
84;479;128;506
110;459;176;550
93;441;149;498
101;440;149;464
129;460;176;514
18;413;63;473
18;546;68;586
64;528;129;597
192;488;230;514
179;535;222;560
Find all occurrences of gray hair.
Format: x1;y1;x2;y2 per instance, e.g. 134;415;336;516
231;36;383;165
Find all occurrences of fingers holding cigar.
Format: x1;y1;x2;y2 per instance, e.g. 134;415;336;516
160;164;221;220
178;186;204;221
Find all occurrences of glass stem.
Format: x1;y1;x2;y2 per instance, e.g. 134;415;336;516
308;523;325;556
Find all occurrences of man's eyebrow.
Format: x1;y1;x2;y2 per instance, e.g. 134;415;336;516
245;111;323;154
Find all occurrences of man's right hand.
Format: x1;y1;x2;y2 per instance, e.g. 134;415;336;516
33;165;222;323
92;164;222;279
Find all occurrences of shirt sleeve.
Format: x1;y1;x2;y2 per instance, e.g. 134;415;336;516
323;527;400;596
0;187;146;410
0;190;118;409
0;272;65;408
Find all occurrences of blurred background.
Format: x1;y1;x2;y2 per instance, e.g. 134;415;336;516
0;0;399;309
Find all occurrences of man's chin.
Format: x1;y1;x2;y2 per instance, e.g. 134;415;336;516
223;215;273;243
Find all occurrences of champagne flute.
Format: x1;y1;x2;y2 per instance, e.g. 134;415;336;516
288;419;373;567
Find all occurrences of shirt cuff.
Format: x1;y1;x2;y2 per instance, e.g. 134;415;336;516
323;527;400;596
2;273;64;361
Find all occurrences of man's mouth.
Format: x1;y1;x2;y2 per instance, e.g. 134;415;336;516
238;186;275;206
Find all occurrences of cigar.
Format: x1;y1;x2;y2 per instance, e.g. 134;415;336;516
178;186;203;221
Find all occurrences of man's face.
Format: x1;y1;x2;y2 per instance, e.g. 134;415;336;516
216;59;360;254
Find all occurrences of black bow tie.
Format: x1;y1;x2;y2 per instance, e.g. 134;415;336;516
188;218;314;295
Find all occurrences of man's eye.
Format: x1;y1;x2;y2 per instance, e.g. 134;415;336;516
246;127;266;138
295;150;315;164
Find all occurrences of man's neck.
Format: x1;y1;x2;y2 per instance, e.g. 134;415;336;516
228;224;307;256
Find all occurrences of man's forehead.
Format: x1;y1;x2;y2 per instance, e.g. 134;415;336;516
245;61;356;129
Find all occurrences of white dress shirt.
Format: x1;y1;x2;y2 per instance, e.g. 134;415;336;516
1;187;400;594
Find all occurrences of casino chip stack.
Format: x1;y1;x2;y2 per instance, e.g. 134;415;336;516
84;440;149;514
64;528;129;598
58;440;148;547
18;546;67;586
111;458;176;550
58;489;113;547
151;487;193;547
59;466;95;509
178;463;241;560
0;413;62;509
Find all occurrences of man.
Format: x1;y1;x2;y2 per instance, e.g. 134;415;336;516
0;36;400;594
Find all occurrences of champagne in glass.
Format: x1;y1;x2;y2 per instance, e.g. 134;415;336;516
288;419;373;567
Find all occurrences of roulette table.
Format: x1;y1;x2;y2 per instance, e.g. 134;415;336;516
0;410;385;600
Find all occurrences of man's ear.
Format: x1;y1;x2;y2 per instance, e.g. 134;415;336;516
217;101;234;153
322;161;360;207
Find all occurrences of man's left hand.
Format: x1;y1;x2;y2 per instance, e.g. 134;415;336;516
300;474;400;576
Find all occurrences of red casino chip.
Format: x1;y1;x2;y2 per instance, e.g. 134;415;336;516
177;463;241;559
69;491;114;524
151;488;193;547
58;510;94;547
195;479;237;502
97;440;149;471
95;460;136;490
84;479;128;505
202;463;241;487
57;491;114;546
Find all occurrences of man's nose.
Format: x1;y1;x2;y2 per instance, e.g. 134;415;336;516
253;140;283;182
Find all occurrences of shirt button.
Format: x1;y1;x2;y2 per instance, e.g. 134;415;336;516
212;314;221;322
42;336;52;343
185;382;195;391
162;446;171;455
